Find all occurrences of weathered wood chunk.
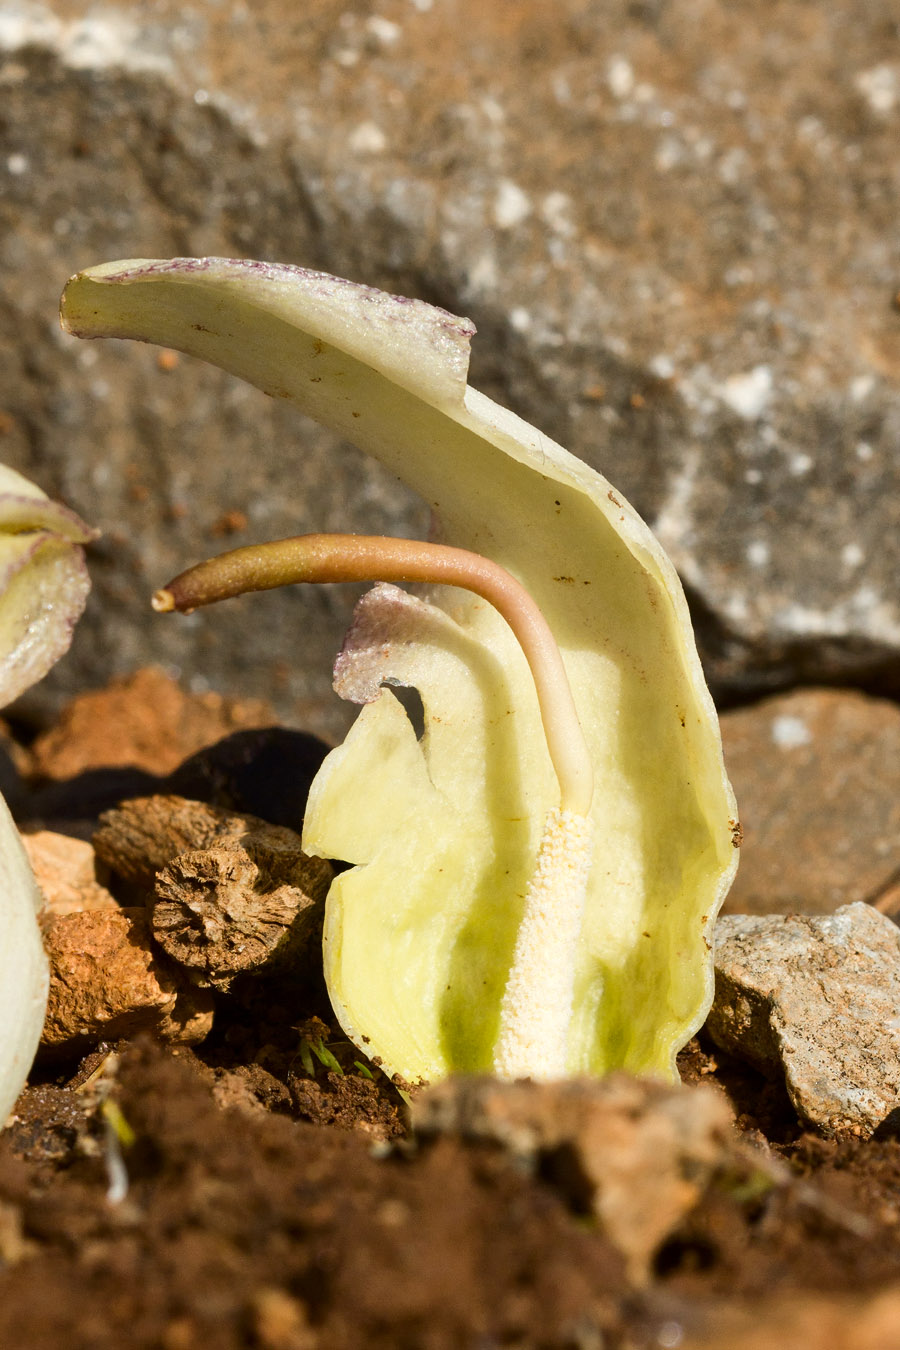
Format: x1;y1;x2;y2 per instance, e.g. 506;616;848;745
94;794;266;890
153;837;331;988
94;795;332;989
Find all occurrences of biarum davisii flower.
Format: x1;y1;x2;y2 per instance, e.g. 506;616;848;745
0;466;96;1123
60;257;739;1085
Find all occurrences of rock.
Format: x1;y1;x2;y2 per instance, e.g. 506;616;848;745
30;667;275;780
19;669;282;833
0;1199;32;1267
412;1074;736;1282
720;688;900;915
708;903;900;1137
1;2;899;731
23;829;118;915
40;906;214;1053
209;1064;292;1119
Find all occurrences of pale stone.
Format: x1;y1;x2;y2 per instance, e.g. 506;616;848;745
682;1287;900;1350
709;903;900;1138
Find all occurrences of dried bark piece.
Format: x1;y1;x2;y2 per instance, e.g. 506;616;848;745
23;830;118;917
153;837;331;989
40;907;214;1053
94;794;261;890
94;794;332;991
94;794;315;888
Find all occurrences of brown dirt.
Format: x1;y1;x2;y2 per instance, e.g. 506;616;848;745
4;670;900;1348
4;1041;634;1350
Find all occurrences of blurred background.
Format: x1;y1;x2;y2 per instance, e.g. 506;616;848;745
0;0;898;754
0;2;895;729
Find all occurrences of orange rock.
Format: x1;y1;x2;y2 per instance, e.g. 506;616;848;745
40;907;213;1052
683;1286;900;1350
30;666;275;780
23;830;118;917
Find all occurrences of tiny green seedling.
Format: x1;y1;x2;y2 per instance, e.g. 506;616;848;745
298;1032;345;1078
60;257;739;1087
295;1021;377;1080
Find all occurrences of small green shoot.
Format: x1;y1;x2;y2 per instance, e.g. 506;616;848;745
101;1097;137;1151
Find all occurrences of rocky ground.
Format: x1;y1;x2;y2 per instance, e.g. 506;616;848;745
1;667;899;1349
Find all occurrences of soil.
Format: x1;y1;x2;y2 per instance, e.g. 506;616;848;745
2;670;900;1349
